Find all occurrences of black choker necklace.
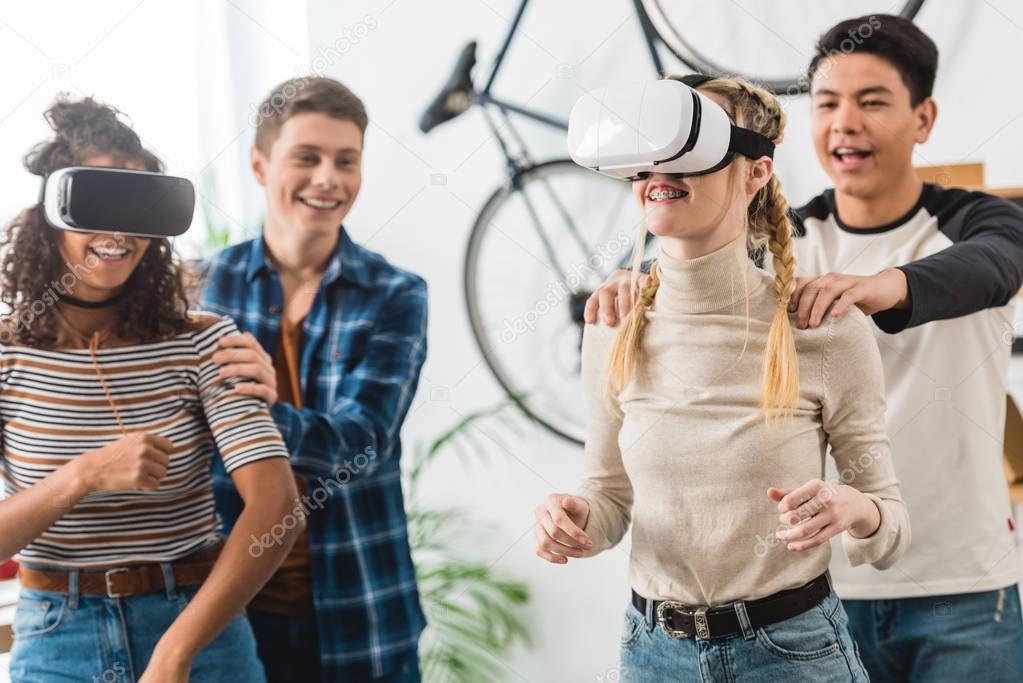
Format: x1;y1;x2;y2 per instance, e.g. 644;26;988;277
57;289;126;309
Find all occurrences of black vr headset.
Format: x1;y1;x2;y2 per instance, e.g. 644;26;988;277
40;167;195;238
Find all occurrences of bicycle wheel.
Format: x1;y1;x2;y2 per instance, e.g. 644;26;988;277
465;159;655;445
638;0;925;94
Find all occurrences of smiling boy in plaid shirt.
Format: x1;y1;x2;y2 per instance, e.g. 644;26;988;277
202;76;428;683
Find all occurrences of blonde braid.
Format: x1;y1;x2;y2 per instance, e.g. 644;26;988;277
605;261;660;397
603;75;800;419
684;75;800;419
761;176;799;419
764;178;796;308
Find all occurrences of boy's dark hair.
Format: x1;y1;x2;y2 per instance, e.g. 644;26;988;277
254;76;368;154
808;14;938;106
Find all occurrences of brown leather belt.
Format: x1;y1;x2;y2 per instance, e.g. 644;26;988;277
18;543;222;598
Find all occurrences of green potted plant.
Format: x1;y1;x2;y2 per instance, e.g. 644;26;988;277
406;400;533;682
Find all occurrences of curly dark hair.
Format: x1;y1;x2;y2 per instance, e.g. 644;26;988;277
0;95;192;347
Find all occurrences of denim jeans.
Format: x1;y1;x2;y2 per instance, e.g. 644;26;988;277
844;584;1023;683
7;563;265;683
619;586;868;682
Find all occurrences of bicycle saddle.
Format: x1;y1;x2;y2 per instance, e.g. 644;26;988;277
419;41;477;133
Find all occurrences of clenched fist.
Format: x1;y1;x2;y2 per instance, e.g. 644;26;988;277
75;432;174;493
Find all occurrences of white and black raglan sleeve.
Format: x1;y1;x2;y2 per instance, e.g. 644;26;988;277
873;192;1023;333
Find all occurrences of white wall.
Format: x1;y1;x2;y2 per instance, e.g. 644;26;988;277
0;2;209;257
304;0;1023;679
0;1;311;259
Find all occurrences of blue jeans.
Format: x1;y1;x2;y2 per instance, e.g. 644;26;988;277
844;585;1023;683
247;610;421;682
620;587;868;682
8;564;265;682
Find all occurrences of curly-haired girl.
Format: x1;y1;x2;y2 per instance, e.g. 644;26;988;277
0;96;300;683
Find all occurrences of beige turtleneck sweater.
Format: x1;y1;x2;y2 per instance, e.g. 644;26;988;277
576;238;909;606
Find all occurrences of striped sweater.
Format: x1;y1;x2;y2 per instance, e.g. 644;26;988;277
0;315;289;567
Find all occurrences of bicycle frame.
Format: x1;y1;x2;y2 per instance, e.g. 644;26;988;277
472;0;661;276
475;0;568;135
474;0;666;159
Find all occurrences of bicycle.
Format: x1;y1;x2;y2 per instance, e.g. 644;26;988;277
419;0;926;444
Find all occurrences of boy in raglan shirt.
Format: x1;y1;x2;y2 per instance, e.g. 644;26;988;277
585;15;1023;682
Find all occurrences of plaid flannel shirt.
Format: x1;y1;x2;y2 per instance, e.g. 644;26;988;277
199;227;428;680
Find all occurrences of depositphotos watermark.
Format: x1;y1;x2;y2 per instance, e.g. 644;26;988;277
248;14;379;129
248;446;378;557
1001;321;1022;347
752;444;885;558
0;233;129;344
785;15;883;98
596;665;627;683
91;662;126;683
499;230;632;344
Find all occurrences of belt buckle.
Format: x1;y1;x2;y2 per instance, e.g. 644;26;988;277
694;607;710;639
104;568;131;598
656;601;692;639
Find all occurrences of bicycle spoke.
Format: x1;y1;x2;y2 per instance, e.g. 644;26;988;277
587;194;632;277
465;160;645;444
515;183;569;281
533;175;592;260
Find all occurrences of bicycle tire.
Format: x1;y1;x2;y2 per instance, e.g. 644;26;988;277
465;159;645;445
638;0;926;95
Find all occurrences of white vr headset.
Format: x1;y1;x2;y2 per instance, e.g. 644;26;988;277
567;75;775;181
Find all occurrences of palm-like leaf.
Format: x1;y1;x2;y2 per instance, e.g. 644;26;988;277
406;399;534;682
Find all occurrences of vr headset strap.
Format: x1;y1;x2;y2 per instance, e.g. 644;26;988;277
680;73;715;88
729;126;775;160
681;73;776;161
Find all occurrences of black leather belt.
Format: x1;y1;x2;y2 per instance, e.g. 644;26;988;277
631;572;831;640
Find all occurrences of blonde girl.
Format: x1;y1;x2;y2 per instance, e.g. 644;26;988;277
533;75;908;682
